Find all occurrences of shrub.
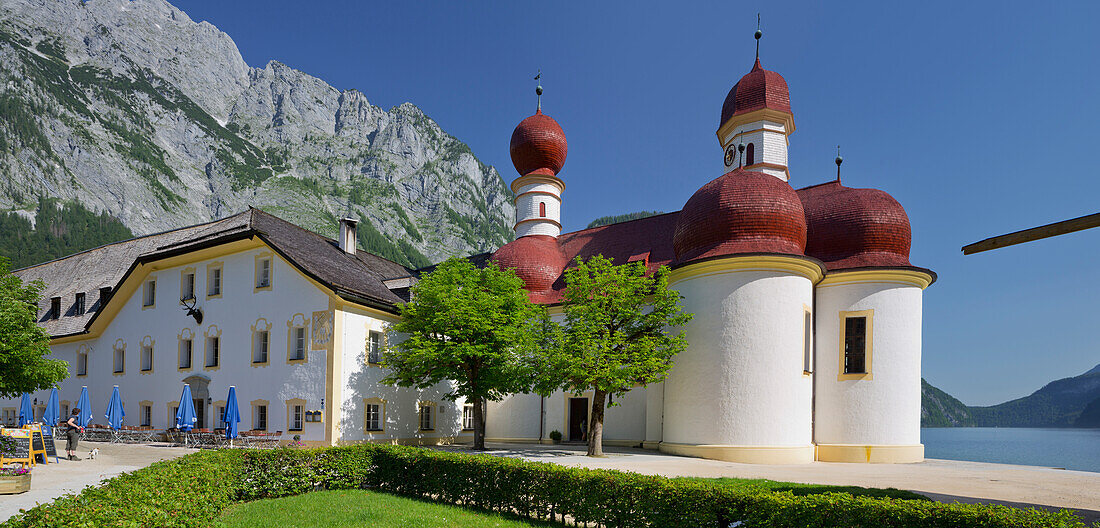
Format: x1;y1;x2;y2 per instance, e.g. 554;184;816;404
549;430;563;443
3;444;1094;528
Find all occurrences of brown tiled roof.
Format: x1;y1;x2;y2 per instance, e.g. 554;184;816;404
720;58;791;126
16;209;412;338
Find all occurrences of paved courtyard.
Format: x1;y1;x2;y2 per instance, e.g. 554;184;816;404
439;443;1100;523
1;441;195;523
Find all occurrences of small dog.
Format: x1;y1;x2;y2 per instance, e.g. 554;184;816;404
88;448;99;460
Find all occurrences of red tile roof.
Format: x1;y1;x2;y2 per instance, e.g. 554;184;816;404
720;58;791;126
673;168;806;262
510;110;568;177
796;180;912;270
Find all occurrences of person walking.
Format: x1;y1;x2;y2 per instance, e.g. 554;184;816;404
65;408;83;460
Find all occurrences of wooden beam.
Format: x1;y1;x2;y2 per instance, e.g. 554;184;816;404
962;212;1100;255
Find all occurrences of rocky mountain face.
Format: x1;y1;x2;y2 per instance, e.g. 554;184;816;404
0;0;514;268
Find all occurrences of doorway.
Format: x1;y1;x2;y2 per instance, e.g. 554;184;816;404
568;397;589;442
193;398;205;429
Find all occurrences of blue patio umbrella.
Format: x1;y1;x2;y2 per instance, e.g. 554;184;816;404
105;385;125;430
43;387;60;434
75;386;93;427
223;386;241;441
18;393;32;427
175;384;197;431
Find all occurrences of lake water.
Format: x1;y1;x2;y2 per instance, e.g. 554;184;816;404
921;427;1100;473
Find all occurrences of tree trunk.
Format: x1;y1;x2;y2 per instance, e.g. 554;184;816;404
473;397;486;450
587;389;606;457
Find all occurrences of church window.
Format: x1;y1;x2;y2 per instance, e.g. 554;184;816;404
803;308;812;374
539;202;546;218
141;343;153;372
838;309;873;380
745;143;755;166
462;403;475;431
364;399;385;432
77;351;88;376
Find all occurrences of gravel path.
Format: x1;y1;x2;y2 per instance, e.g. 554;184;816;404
1;441;195;523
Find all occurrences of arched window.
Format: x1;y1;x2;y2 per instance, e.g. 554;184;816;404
539;202;546;218
745;143;755;166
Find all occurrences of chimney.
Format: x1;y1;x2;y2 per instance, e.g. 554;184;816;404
338;218;358;254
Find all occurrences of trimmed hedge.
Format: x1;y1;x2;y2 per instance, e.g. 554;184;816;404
3;445;1094;528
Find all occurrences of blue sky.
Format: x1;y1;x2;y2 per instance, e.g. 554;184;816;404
173;0;1100;406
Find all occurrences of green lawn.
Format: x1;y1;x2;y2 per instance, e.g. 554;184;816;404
218;490;553;528
677;476;929;501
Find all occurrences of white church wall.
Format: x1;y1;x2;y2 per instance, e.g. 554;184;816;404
662;266;814;462
813;279;924;462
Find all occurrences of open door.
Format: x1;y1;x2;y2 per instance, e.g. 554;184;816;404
568;397;589;442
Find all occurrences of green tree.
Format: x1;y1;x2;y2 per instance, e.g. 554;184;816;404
381;258;541;450
535;255;692;457
0;257;67;398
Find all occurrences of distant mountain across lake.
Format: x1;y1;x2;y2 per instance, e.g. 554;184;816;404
922;363;1100;428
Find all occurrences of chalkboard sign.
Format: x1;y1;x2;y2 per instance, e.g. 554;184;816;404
0;435;32;466
31;431;49;463
42;432;57;458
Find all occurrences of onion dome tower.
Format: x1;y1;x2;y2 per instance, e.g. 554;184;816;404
492;77;568;295
673;168;807;263
508;79;567;239
717;25;794;181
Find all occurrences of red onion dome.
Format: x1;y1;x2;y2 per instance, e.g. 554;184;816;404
490;235;566;292
673;168;807;263
509;110;568;177
796;181;912;270
720;58;791;127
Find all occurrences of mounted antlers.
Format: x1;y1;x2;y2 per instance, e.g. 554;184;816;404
180;297;204;325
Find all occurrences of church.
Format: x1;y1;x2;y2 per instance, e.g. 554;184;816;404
1;38;933;464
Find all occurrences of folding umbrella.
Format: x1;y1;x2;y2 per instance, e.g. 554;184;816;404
105;385;125;430
43;387;60;435
175;384;197;431
18;393;32;427
75;386;93;427
223;386;240;442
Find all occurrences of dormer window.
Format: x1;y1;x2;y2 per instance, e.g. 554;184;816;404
50;296;61;319
75;292;86;315
99;287;112;310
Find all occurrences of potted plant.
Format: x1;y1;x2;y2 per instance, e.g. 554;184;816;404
549;430;563;444
0;436;31;495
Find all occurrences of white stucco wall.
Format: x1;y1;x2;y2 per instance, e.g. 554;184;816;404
1;246;333;442
514;180;562;238
663;269;813;447
337;308;465;444
813;281;923;446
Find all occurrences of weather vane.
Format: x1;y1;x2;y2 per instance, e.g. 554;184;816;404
755;13;762;59
534;69;543;112
835;145;843;182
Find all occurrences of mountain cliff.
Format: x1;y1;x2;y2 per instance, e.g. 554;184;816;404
0;0;514;268
922;364;1100;428
921;378;975;427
